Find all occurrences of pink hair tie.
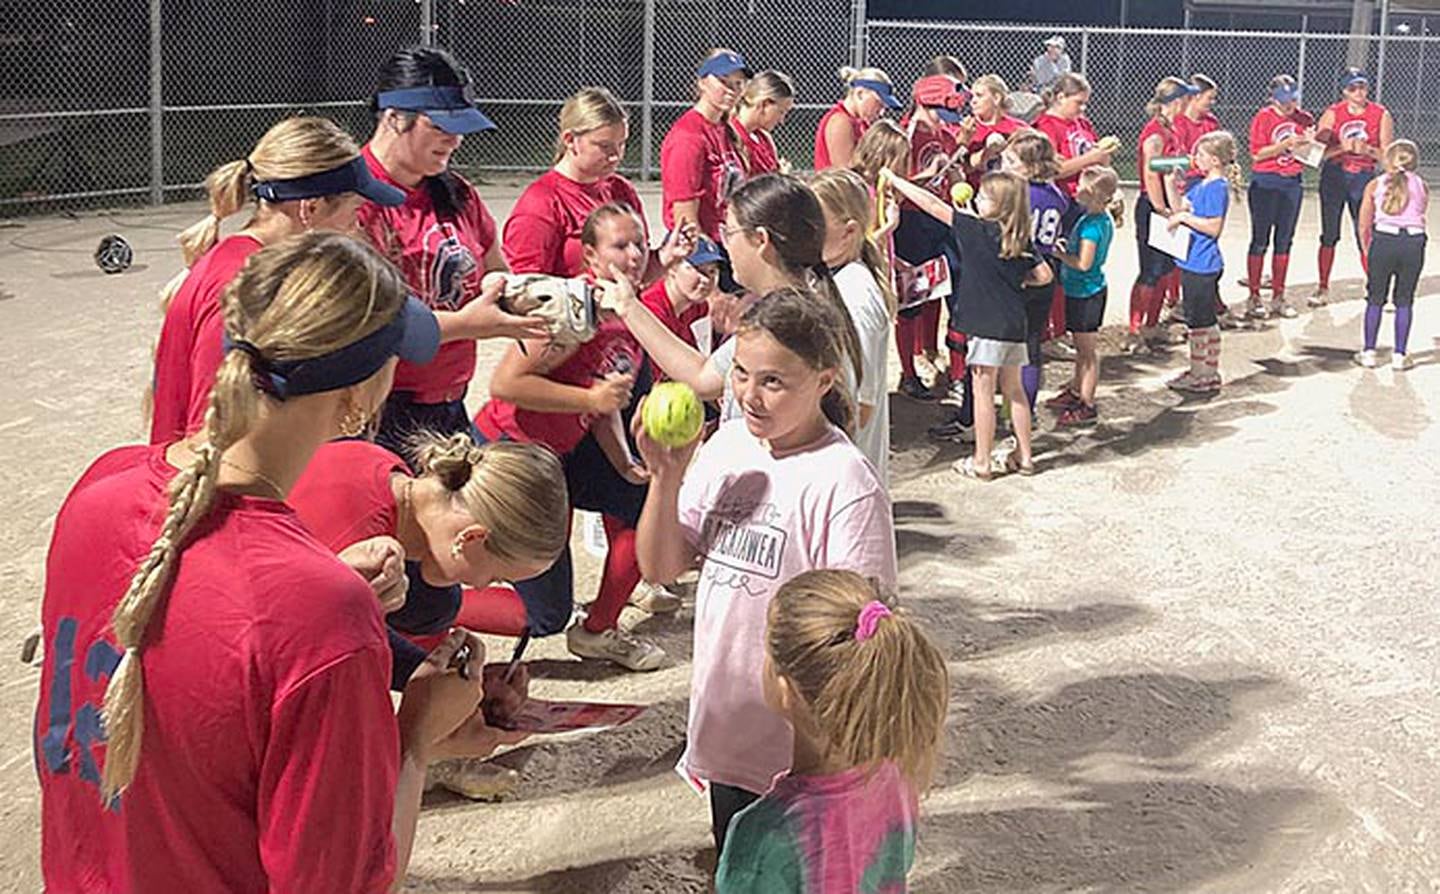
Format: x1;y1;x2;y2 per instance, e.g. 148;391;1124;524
854;600;892;642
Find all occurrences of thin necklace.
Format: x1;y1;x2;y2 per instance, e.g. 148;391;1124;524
218;457;286;500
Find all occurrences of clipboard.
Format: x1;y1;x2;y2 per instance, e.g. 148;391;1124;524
1147;211;1191;260
1295;140;1324;168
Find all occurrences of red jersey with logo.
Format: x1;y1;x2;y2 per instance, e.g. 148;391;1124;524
37;446;397;893
965;114;1028;186
731;118;780;177
1250;106;1316;176
357;145;498;400
148;235;264;445
814;102;868;171
660;109;743;241
1138;117;1187;176
474;317;644;455
1178;112;1222;178
639;279;708;374
1033;113;1099;196
1326;100;1387;173
289;440;406;552
904;119;960;200
503;169;647;277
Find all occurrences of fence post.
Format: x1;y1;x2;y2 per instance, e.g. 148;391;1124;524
1297;30;1307;97
149;0;163;206
1080;28;1089;74
851;0;868;67
1181;9;1192;74
640;0;656;181
420;0;435;46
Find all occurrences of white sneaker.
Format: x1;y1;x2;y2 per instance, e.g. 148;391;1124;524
1246;297;1269;320
1271;301;1298;319
425;759;520;801
567;623;666;672
1307;288;1329;308
629;581;682;614
1354;349;1378;368
1392;352;1413;371
1043;339;1077;360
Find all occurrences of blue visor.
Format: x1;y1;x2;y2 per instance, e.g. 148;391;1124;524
933;107;965;124
223;296;439;401
1272;85;1300;103
251;156;404;206
1341;71;1369;89
697;51;752;80
686;236;724;266
1160;83;1201;104
377;86;496;135
852;78;903;109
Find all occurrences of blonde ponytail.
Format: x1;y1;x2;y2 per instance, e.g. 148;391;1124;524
408;432;570;565
809;168;897;315
1381;139;1420;216
101;231;408;799
177;160;251;266
767;570;949;791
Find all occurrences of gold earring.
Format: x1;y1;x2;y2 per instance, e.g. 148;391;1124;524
338;404;368;438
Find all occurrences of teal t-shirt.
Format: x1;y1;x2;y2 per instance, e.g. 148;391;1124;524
1059;211;1113;298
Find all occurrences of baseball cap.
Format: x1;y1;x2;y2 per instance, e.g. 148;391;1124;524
224;296;439;400
698;51;753;80
251;156;405;206
913;75;970;124
685;236;725;266
1045;36;1067;48
1272;83;1301;103
1341;68;1369;89
853;78;903;109
376;85;496;135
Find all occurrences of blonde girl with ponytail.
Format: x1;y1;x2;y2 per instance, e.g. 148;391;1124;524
149;115;406;445
810;168;896;484
815;65;903;170
633;289;898;857
732;70;797;177
37;232;522;892
715;569;948;891
1355;139;1427;369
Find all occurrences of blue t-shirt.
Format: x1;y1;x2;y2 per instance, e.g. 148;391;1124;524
1178;177;1229;274
1060;211;1113;298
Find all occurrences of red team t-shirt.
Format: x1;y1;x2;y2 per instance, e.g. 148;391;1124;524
148;235;264;444
814;102;868;171
965;114;1028;186
288;439;406;552
37;446;397;893
660;109;743;241
1325;100;1387;173
1177;112;1221;179
638;279;708;378
730;118;780;177
905;120;959;194
1250;106;1316;177
474;318;645;455
503;169;647;277
357;145;499;401
1033;112;1100;196
1137;117;1188;204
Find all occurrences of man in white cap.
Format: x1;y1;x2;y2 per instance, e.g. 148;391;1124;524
1031;35;1073;93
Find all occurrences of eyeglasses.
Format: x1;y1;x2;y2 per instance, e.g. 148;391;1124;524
718;223;751;241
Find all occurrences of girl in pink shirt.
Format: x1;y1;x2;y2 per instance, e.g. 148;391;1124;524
716;569;949;893
633;288;898;857
1356;139;1428;369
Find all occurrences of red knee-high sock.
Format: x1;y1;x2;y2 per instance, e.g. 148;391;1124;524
1046;282;1066;341
1359;247;1369;276
1164;269;1182;308
1143;281;1166;328
1271;253;1290;300
454;585;529;637
1318;245;1336;289
1246;253;1264;299
895;318;918;378
1129;282;1150;334
584;515;641;634
948;333;967;379
919;300;941;356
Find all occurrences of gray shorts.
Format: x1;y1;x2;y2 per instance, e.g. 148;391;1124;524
966;337;1029;367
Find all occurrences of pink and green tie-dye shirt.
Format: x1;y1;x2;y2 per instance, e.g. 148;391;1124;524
715;761;919;893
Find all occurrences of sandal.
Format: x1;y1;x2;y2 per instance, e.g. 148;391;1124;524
953;456;993;481
1004;450;1037;477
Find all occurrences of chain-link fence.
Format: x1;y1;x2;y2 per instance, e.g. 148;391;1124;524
9;6;1440;216
866;20;1440;184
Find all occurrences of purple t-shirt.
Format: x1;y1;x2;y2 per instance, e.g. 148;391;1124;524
1028;181;1070;256
677;421;897;795
715;761;919;893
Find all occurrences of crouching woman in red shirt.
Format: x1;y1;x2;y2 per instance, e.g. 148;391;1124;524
36;232;522;892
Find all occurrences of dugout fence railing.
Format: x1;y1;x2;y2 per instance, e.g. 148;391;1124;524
5;5;1440;215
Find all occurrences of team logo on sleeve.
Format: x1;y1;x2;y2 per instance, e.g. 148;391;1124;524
1339;120;1369;143
1272;122;1299;158
421;223;479;310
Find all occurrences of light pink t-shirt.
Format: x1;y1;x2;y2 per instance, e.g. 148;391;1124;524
1374;171;1429;231
678;420;898;794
